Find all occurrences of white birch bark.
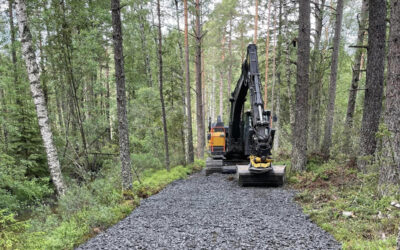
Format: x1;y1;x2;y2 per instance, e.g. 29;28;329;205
15;0;66;196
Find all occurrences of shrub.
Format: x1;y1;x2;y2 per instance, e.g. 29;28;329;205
0;209;29;249
0;153;53;213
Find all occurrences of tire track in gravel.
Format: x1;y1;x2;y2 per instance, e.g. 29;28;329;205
78;172;341;249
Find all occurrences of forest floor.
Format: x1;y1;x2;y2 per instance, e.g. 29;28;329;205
288;156;400;249
78;171;340;249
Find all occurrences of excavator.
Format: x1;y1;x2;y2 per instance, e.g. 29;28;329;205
205;44;286;186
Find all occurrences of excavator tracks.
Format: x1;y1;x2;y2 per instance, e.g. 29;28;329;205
205;158;223;175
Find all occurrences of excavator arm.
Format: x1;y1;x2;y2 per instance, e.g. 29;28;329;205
227;44;274;171
205;44;285;185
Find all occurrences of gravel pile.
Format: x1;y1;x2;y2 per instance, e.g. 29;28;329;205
78;172;341;249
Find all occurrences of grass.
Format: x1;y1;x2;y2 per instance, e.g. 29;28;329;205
0;159;204;249
288;156;400;249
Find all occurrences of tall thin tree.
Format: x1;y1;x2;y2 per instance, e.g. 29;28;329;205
343;0;368;153
157;0;170;170
111;0;133;191
174;0;189;164
378;0;400;193
219;29;226;120
264;0;272;109
321;0;344;158
358;0;387;171
195;0;205;158
15;0;66;196
291;0;311;172
254;0;258;44
309;0;326;152
184;0;194;163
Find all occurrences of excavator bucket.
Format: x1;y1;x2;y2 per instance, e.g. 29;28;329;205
236;165;286;187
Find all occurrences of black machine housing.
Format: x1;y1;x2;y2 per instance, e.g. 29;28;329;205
225;44;275;162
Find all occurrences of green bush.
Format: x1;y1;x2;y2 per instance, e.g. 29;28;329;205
0;209;29;249
0;161;200;249
0;153;53;213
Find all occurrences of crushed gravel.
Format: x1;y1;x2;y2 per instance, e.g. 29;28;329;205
78;171;341;249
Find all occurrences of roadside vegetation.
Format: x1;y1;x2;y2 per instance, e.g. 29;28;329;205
286;155;400;249
0;159;204;249
1;0;399;248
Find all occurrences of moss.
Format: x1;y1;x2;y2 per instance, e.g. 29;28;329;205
291;160;400;249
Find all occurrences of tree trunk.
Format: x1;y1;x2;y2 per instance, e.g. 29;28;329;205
219;71;224;120
211;68;216;122
139;4;153;87
0;88;8;151
239;0;245;62
227;18;233;116
175;0;189;164
343;0;368;153
309;0;325;152
219;30;226;120
271;14;277;125
358;0;387;171
8;0;19;93
274;0;283;151
378;0;400;193
58;0;89;167
195;0;205;159
202;51;206;127
284;12;295;130
15;0;66;196
254;0;258;44
111;0;133;191
156;0;170;170
321;0;344;158
264;0;271;109
105;51;113;141
291;0;311;172
184;0;194;163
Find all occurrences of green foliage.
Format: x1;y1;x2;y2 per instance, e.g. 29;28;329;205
292;160;400;249
0;209;29;249
0;161;201;249
0;153;53;213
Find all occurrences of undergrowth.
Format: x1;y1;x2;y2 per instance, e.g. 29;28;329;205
0;159;204;249
289;156;400;250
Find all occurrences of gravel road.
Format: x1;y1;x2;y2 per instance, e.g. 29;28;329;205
78;172;341;249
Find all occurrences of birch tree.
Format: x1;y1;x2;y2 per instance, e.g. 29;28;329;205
15;0;66;196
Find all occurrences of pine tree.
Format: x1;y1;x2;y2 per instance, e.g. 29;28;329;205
358;0;387;171
111;0;133;191
291;0;311;172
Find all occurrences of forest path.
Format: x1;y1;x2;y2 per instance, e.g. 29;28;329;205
78;172;340;249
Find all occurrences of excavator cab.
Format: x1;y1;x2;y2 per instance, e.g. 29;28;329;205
207;116;226;158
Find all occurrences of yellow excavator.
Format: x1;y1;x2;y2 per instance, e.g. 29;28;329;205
205;44;286;186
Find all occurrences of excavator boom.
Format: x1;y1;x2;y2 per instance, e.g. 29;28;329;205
205;44;286;186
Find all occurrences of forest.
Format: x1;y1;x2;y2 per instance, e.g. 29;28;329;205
0;0;399;249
